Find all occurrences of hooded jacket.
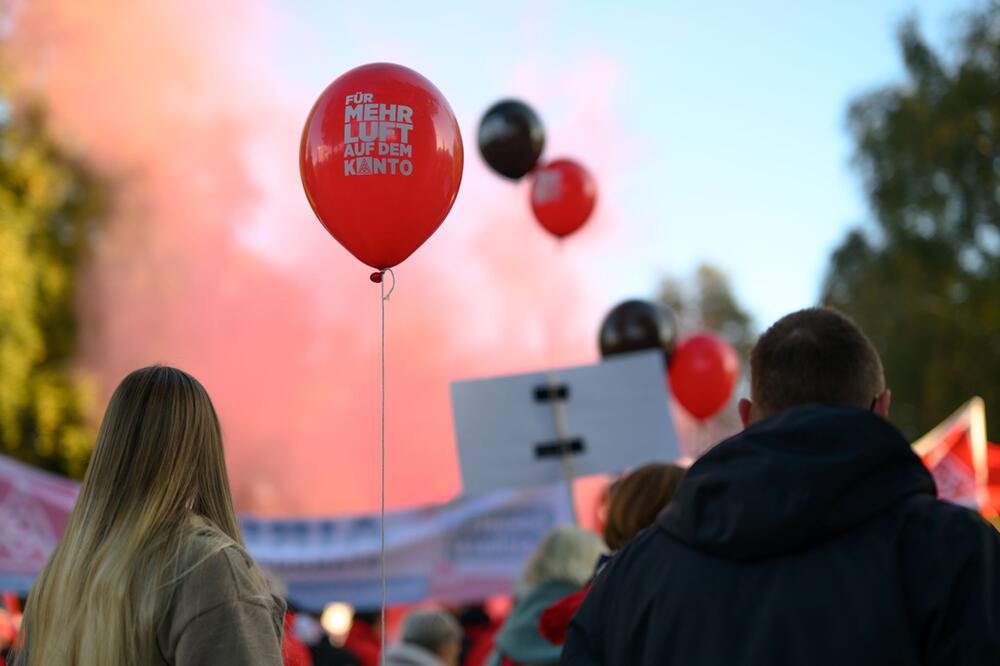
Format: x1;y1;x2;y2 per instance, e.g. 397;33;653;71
490;580;581;666
562;405;1000;665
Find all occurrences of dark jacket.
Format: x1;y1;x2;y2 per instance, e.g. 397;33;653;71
310;636;362;666
562;405;1000;665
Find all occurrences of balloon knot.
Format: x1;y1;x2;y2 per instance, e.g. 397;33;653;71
370;271;384;283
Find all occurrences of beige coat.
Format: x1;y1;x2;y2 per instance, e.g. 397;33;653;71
154;531;286;665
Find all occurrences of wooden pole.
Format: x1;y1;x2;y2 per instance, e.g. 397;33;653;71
546;371;579;524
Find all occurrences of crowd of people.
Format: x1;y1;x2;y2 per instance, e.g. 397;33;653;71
4;307;1000;665
240;459;687;666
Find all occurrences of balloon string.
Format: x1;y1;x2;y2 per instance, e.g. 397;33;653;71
383;267;396;300
379;267;394;665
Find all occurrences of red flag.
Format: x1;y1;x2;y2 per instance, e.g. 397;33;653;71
0;455;78;582
913;397;993;516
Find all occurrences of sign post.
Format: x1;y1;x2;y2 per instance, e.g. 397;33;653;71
451;351;681;505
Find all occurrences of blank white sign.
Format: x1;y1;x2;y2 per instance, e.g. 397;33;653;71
450;351;680;496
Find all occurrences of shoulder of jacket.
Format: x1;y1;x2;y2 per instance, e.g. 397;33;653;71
193;542;274;603
897;494;997;560
169;525;280;618
158;525;286;661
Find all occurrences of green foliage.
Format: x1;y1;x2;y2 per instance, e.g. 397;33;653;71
657;264;754;436
0;82;104;477
822;4;1000;439
658;263;756;359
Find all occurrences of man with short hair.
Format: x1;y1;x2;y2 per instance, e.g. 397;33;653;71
383;609;463;666
562;307;1000;665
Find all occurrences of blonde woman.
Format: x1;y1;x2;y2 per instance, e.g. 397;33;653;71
488;526;607;666
12;366;285;665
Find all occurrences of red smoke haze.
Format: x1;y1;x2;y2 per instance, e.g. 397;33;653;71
5;0;634;515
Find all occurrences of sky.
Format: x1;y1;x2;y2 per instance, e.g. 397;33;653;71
262;0;960;327
4;0;967;515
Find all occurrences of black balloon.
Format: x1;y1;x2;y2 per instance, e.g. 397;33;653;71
478;99;545;179
598;300;679;362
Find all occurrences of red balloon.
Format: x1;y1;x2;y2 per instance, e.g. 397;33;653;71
300;63;464;269
669;333;740;420
530;159;597;238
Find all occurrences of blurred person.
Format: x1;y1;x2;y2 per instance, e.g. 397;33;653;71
11;366;285;666
282;610;314;666
301;608;360;666
0;607;13;666
261;573;313;666
0;598;21;666
601;462;686;552
310;635;362;666
456;604;500;666
563;308;1000;665
292;611;324;648
299;610;360;666
539;462;686;645
342;609;381;666
383;609;462;666
488;526;606;666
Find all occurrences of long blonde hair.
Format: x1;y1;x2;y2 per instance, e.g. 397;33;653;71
14;365;243;665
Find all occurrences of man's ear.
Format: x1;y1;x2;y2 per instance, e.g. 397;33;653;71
873;389;891;418
738;398;754;429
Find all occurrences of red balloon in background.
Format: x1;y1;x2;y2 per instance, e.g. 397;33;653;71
300;63;464;269
530;159;597;238
669;332;740;420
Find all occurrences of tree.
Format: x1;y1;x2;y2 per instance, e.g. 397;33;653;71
0;73;105;477
658;263;756;360
822;4;1000;440
657;263;755;444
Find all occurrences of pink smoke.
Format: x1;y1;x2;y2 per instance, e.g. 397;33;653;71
4;0;629;515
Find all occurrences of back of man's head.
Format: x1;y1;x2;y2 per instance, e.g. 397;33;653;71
748;307;885;419
401;609;462;660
